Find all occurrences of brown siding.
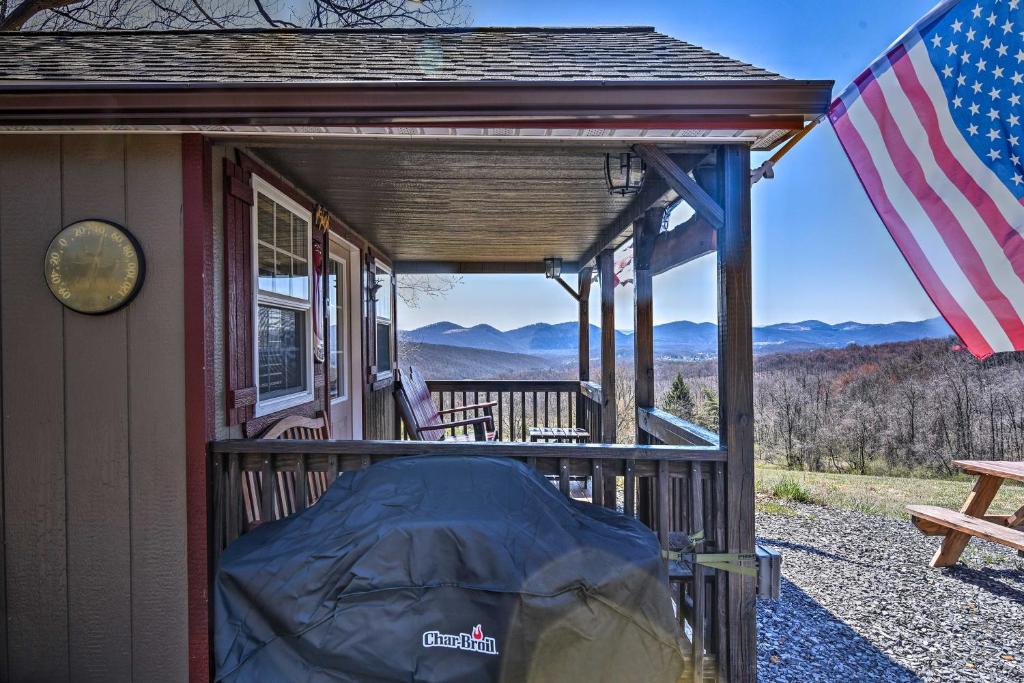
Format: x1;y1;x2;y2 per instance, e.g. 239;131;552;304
0;134;187;682
365;382;397;440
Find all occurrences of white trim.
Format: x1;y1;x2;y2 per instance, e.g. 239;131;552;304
326;233;363;439
373;260;394;380
251;174;316;417
328;252;349;404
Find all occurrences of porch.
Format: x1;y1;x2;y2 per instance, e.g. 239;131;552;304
208;136;766;681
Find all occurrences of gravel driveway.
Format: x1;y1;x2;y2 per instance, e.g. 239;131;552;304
756;502;1024;682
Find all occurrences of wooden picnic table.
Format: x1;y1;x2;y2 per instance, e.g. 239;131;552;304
907;460;1024;568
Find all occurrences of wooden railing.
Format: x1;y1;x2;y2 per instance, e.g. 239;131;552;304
638;407;720;447
209;438;729;680
422;379;602;442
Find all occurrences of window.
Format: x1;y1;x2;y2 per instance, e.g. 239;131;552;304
252;176;314;415
375;262;393;377
327;255;347;401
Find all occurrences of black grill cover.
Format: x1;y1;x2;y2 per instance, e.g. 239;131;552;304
214;456;684;682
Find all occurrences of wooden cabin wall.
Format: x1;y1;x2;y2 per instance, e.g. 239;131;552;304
0;134;188;682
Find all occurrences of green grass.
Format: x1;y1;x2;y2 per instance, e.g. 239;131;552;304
755;463;1024;520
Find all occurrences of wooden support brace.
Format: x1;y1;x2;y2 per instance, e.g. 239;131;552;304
635;144;725;231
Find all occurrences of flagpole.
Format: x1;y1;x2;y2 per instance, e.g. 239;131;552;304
751;114;826;183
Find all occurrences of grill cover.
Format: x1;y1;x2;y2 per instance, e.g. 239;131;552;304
214;456;684;682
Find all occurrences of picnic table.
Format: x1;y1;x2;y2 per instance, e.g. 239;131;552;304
907;460;1024;568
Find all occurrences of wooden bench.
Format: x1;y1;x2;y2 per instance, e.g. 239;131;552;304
907;459;1024;567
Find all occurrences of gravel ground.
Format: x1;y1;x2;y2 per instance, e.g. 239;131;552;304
756;502;1024;682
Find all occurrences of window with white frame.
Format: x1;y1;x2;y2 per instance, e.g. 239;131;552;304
252;176;314;414
327;254;347;401
374;262;393;377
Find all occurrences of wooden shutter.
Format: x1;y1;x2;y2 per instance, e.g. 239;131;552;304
224;158;256;425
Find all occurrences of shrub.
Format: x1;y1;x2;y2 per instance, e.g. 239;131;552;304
771;476;814;504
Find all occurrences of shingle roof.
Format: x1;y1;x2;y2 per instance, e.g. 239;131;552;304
0;26;784;83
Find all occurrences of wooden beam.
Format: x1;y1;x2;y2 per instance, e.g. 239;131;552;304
650;214;717;276
393;260;581;275
633;208;661;444
555;275;581;302
636;144;725;231
717;144;755;683
578;268;593;382
579;174;670;268
598;249;617;444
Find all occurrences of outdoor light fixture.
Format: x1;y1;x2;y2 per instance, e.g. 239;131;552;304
604;152;645;196
544;257;563;279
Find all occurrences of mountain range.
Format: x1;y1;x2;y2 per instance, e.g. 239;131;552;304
400;317;954;359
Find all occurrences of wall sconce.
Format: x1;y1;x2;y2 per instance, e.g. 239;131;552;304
544;257;563;279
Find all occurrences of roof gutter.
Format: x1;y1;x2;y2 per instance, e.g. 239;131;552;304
0;79;833;128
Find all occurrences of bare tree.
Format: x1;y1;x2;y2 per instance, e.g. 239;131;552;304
396;274;462;309
1;0;469;32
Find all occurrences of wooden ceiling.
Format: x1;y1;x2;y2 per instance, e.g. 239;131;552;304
252;139;650;269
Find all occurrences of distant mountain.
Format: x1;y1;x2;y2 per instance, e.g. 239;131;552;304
397;341;561;379
400;317;954;359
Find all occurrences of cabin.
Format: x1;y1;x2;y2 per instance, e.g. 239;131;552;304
0;27;831;683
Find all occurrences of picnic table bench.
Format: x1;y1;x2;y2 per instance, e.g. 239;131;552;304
907;460;1024;567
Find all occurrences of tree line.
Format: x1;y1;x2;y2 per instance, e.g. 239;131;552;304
650;338;1024;475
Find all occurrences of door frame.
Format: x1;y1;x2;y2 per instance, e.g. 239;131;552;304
327;232;363;439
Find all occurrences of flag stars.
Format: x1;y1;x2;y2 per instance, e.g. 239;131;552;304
1013;0;1021;10
988;12;998;27
932;33;944;48
1002;19;1014;35
1013;71;1024;85
958;73;968;86
953;19;964;33
943;63;955;78
982;35;993;49
994;65;1005;78
972;3;983;19
973;80;984;93
948;41;960;56
962;50;973;64
1013;173;1023;186
988;148;1002;160
988;107;1001;120
989;86;1002;99
1010;134;1020;146
1013;153;1021;165
953;95;964;108
988;128;1002;141
970;101;982;115
977;57;988;71
1017;49;1024;62
1011;92;1022;105
969;123;980;135
967;28;977;42
998;43;1010;57
1010;113;1021;126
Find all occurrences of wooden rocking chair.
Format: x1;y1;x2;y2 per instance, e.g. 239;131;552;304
396;366;497;442
242;414;331;528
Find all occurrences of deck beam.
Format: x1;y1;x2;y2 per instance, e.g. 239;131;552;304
598;249;617;444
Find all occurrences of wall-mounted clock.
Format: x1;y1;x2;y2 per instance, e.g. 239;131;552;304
44;220;146;315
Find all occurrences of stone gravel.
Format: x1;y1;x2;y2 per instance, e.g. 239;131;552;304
756;502;1024;682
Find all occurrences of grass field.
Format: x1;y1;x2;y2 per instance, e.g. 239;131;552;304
755;463;1024;520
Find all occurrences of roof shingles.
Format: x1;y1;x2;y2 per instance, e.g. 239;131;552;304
0;26;784;83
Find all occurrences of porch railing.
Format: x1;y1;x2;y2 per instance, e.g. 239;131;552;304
209;437;729;680
406;379;603;443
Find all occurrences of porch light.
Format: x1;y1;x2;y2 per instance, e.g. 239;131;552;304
544;257;562;279
604;152;645;196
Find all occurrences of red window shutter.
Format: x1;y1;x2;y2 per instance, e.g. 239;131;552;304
224;158;256;425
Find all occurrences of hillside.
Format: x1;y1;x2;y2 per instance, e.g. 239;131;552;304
401;317;953;359
397;340;568;380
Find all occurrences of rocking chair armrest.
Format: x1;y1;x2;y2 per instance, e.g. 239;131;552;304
416;415;493;432
436;401;498;416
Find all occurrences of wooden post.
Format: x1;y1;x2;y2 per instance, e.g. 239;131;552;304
578;267;593;381
577;267;593;431
634;208;661;526
717;144;755;683
598;249;617;444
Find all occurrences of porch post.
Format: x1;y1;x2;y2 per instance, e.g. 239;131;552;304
598;249;617;444
633;208;660;525
717;144;755;682
577;267;593;382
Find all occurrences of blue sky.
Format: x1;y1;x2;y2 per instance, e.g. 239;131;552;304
399;0;943;331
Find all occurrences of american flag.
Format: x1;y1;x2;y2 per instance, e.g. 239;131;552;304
830;0;1024;359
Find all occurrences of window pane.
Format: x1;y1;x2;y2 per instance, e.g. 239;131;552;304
375;270;391;320
376;321;392;374
258;304;307;400
291;253;308;300
257;242;276;292
257;195;275;244
327;259;343;399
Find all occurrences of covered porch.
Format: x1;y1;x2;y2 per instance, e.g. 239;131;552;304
209;134;779;682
